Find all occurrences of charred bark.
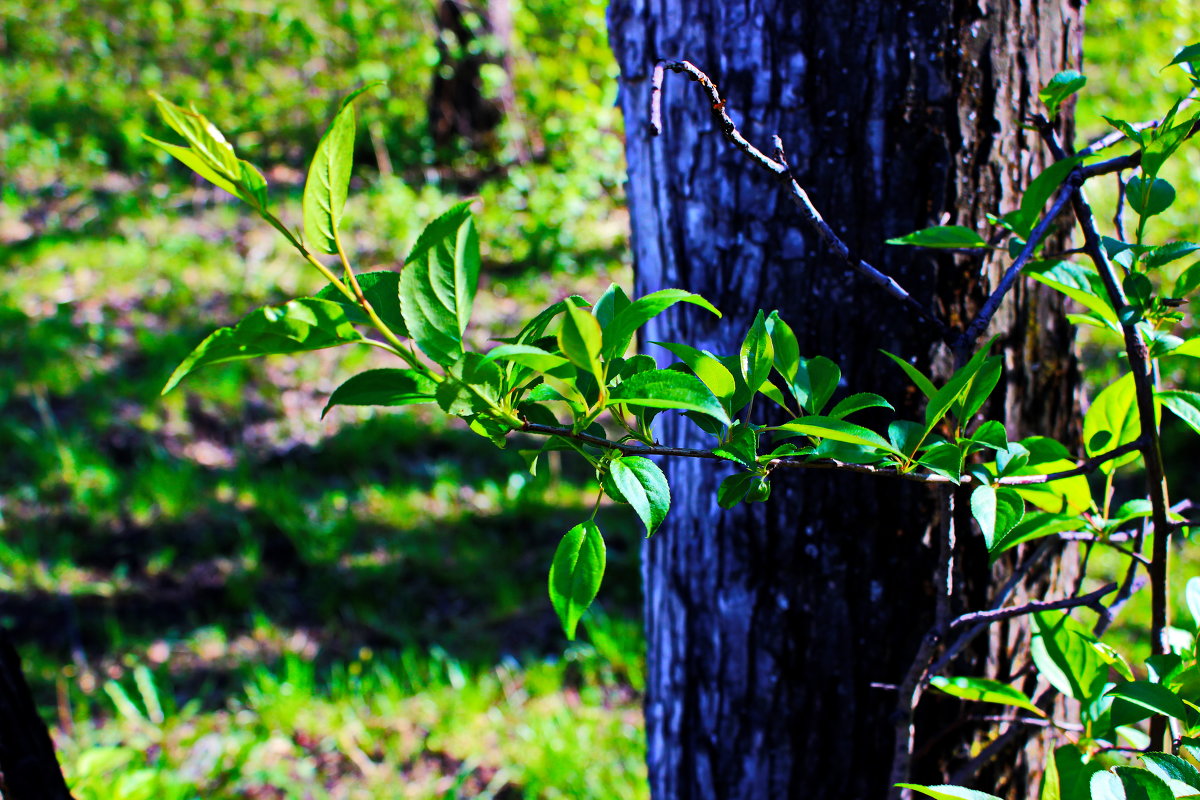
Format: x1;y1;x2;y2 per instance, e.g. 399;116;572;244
607;1;1083;797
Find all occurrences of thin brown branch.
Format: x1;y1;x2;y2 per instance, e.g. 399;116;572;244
650;59;947;334
518;423;1143;487
947;582;1116;631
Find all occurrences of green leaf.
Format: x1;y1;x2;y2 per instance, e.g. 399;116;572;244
926;340;996;428
608;456;670;537
991;512;1079;557
321;368;436;417
302;86;378;254
608;370;731;426
773;416;899;455
1039;70;1087;117
928;676;1044;716
717;473;755;509
1107;681;1192;722
957;355;1003;422
712;423;759;468
1146;242;1200;269
654;342;736;402
143;135;242;199
1127;176;1176;217
1083;373;1141;473
150;92;241;182
972;485;1025;549
559;302;605;379
1091;768;1175;800
1008;459;1093;516
1042;744;1103;800
968;420;1009;453
882;350;937;399
592;283;631;329
893;785;1003;800
507;296;589;345
740;310;774;394
399;202;480;366
1187;577;1200;631
1010;157;1082;239
481;344;569;372
1168;43;1200;68
1158;390;1200;438
1031;611;1107;703
766;311;800;384
548;521;605;640
436;363;502;419
315;271;408;339
828;393;894;420
970;484;997;545
792;356;841;415
601;289;720;361
1141;753;1200;793
885;225;988;248
163;298;364;394
1026;260;1120;326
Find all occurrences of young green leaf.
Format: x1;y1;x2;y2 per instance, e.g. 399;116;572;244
548;521;606;640
791;356;841;414
143;135;242;199
828;393;894;420
1168;42;1200;68
928;676;1045;716
1025;260;1119;327
321;368;436;417
163;298;364;394
592;283;631;328
881;351;937;399
893;785;1003;800
1141;752;1200;794
1145;241;1200;269
990;512;1078;557
1127;175;1176;217
608;369;731;426
1031;611;1107;703
399;201;480;366
436;353;504;417
149;92;242;182
1008;157;1082;239
1039;70;1087;117
765;311;800;384
773;416;899;455
1090;768;1174;800
1107;681;1192;722
1083;373;1141;473
303;86;379;254
712;423;759;468
601;289;720;361
315;271;408;338
559;302;605;379
608;456;670;536
481;344;570;372
1158;390;1200;438
739;310;774;394
717;473;755;509
653;342;736;402
885;225;988;248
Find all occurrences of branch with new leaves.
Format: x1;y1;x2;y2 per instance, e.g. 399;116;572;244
146;39;1200;800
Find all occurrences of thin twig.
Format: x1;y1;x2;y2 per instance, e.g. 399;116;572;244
947;582;1116;631
650;60;947;334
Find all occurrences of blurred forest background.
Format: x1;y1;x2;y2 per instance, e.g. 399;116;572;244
0;1;1197;797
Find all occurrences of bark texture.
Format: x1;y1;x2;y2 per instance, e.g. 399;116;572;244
607;1;1082;797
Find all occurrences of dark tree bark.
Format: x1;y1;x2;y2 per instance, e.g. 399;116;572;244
0;632;74;799
607;1;1082;797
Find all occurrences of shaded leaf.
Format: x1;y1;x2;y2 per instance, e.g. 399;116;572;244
321;368;436;417
608;456;670;536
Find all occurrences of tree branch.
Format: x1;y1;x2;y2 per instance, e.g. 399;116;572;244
947;582;1116;631
650;59;947;334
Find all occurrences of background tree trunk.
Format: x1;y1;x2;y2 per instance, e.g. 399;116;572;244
0;633;74;799
607;1;1082;797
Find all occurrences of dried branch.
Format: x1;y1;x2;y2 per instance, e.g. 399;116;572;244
650;60;947;334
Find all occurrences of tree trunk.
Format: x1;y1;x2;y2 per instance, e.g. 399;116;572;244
0;632;75;799
607;1;1082;797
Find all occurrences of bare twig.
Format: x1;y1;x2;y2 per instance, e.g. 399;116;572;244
947;582;1116;631
650;60;947;334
